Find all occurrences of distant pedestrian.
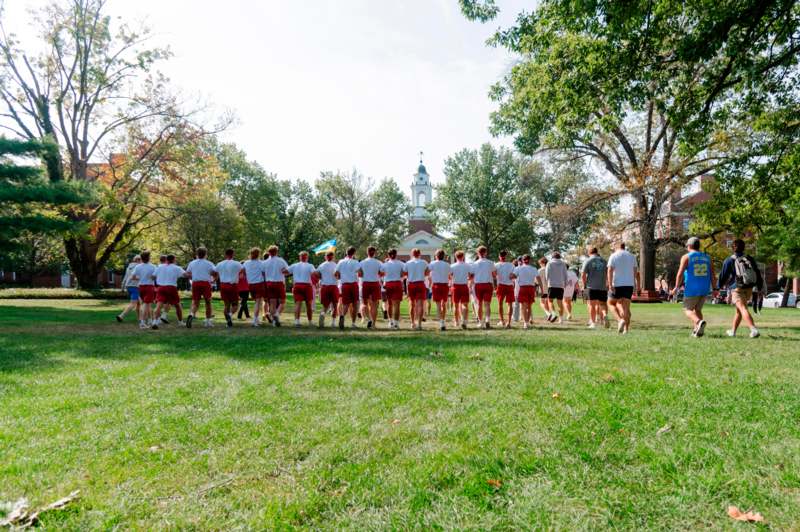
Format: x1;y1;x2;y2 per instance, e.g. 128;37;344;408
671;237;717;337
718;239;762;338
236;266;250;320
607;241;640;334
544;252;568;323
116;254;142;323
581;246;609;329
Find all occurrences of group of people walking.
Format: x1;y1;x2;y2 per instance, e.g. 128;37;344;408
116;237;764;338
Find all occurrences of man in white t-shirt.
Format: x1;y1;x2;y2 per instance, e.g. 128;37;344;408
288;250;316;327
545;251;569;324
335;246;361;329
511;254;541;329
151;254;186;329
607;241;640;334
130;250;157;329
403;248;429;330
185;246;217;328
472;245;496;329
263;245;290;327
450;250;472;329
243;247;266;327
563;266;579;321
428;249;451;331
380;249;405;329
359;246;383;329
495;250;515;329
315;251;339;328
215;248;243;327
538;257;553;320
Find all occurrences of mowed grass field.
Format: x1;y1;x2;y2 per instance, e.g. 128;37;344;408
1;298;799;530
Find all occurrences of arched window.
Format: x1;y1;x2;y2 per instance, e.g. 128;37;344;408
417;191;426;206
415;239;429;245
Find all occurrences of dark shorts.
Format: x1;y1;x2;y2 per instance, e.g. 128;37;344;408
610;286;634;300
588;289;608;302
127;286;139;301
548;287;565;300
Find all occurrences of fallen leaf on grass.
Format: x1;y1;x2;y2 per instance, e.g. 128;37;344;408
0;491;80;527
551;392;561;399
428;351;443;358
656;424;672;436
148;445;162;452
727;505;764;522
469;353;483;360
487;479;502;489
601;373;616;383
391;419;401;425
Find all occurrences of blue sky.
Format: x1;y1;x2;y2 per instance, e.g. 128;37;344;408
5;0;528;189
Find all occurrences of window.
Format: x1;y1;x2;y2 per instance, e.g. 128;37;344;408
417;191;426;206
415;239;429;245
682;218;690;231
108;270;115;283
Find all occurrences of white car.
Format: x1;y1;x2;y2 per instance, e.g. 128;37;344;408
761;292;798;308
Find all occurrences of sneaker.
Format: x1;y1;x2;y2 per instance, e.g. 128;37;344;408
186;315;193;329
178;320;186;327
252;320;260;328
264;313;273;324
160;317;169;325
523;322;529;330
139;322;148;330
205;320;214;328
367;320;373;329
225;314;233;328
749;328;760;338
461;322;467;330
151;323;159;330
294;320;301;328
588;322;596;329
548;314;558;323
497;321;504;328
331;319;338;328
350;322;358;329
557;317;563;324
440;324;446;331
116;315;123;323
726;329;736;337
565;314;573;321
383;310;389;319
696;320;706;337
274;316;281;327
416;323;423;331
617;320;625;334
318;313;325;328
505;323;511;329
339;316;345;330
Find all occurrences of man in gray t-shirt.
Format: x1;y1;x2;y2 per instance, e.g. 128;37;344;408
581;247;609;328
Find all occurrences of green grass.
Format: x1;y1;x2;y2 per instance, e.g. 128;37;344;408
1;298;799;529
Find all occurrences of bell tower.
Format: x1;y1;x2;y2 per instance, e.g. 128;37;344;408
411;152;432;220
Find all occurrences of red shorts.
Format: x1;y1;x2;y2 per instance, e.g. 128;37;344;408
475;282;493;302
139;285;156;304
249;282;266;299
384;281;403;302
191;281;212;302
362;281;381;302
517;285;535;304
320;285;339;308
432;283;450;302
219;282;239;304
452;284;469;304
496;283;515;301
265;281;286;302
292;282;313;302
407;281;426;301
340;282;358;305
156;285;180;306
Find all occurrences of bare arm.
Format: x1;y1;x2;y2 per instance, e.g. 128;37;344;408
672;255;688;295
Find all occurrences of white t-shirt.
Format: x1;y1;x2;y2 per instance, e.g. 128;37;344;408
404;258;429;283
538;267;548;292
123;263;139;287
450;262;471;285
514;264;538;286
215;259;243;284
316;260;338;286
155;263;185;287
608;249;638;287
132;263;156;286
472;258;495;284
288;261;315;284
564;269;579;298
186;258;216;283
336;257;361;283
429;260;451;284
263;256;289;282
495;261;515;285
381;259;405;282
359;257;382;282
243;259;265;284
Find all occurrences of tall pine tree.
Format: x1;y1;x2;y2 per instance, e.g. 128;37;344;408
0;137;86;258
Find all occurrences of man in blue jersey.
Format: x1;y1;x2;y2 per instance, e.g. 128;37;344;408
671;237;717;337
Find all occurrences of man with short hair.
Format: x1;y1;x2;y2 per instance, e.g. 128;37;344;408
215;248;243;328
359;246;383;329
672;237;717;337
450;250;472;329
537;257;552;320
288;251;316;327
719;238;762;338
545;252;569;323
472;245;496;329
155;254;172;324
380;249;405;329
511;254;540;329
428;249;451;331
581;246;610;329
152;254;186;329
243;247;266;327
131;251;157;329
186;247;217;328
263;245;290;327
117;254;141;323
335;246;361;329
563;266;579;321
495;250;515;329
607;241;640;334
315;251;340;328
404;248;429;330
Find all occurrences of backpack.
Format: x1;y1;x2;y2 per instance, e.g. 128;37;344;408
732;255;758;288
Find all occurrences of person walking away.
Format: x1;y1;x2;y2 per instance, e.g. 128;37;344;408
718;239;762;338
117;255;142;322
511;254;539;329
404;248;430;330
538;257;553;320
450;250;472;329
472;246;496;329
263;245;290;327
215;248;243;327
495;250;516;328
607;242;640;334
428;249;452;331
335;246;361;329
151;254;186;329
563;266;579;321
185;247;217;328
581;247;609;329
358;246;383;329
315;251;340;328
236;266;250;320
671;237;717;337
130;251;157;329
243;248;266;327
380;249;405;329
288;251;316;327
544;252;569;323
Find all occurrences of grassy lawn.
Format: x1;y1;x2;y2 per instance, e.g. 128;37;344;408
1;298;799;529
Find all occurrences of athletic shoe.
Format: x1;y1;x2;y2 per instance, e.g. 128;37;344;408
331;320;337;328
588;322;596;329
339;316;345;330
367;320;373;329
178;320;186;327
565;314;572;321
557;317;563;324
318;313;325;328
383;310;389;319
523;322;529;330
416;323;423;331
696;320;706;337
186;315;193;329
548;314;558;323
251;319;260;327
505;323;511;329
274;316;281;327
726;329;736;337
749;328;760;338
151;323;159;330
440;324;446;331
461;322;467;330
264;313;273;324
294;320;301;328
116;315;123;323
160;317;169;325
225;314;233;328
351;322;358;329
139;322;148;330
617;320;625;334
205;320;214;328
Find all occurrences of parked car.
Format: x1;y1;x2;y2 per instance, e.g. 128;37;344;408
761;292;798;308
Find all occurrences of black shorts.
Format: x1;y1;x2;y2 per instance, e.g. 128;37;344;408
588;289;608;302
548;287;565;300
610;286;634;300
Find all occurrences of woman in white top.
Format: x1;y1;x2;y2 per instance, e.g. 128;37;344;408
563;266;580;321
116;255;142;323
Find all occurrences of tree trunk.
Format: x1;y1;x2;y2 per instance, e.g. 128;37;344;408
781;277;792;308
64;236;102;289
639;220;658;292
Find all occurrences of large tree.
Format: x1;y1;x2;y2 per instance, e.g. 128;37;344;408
460;0;800;293
0;0;223;287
